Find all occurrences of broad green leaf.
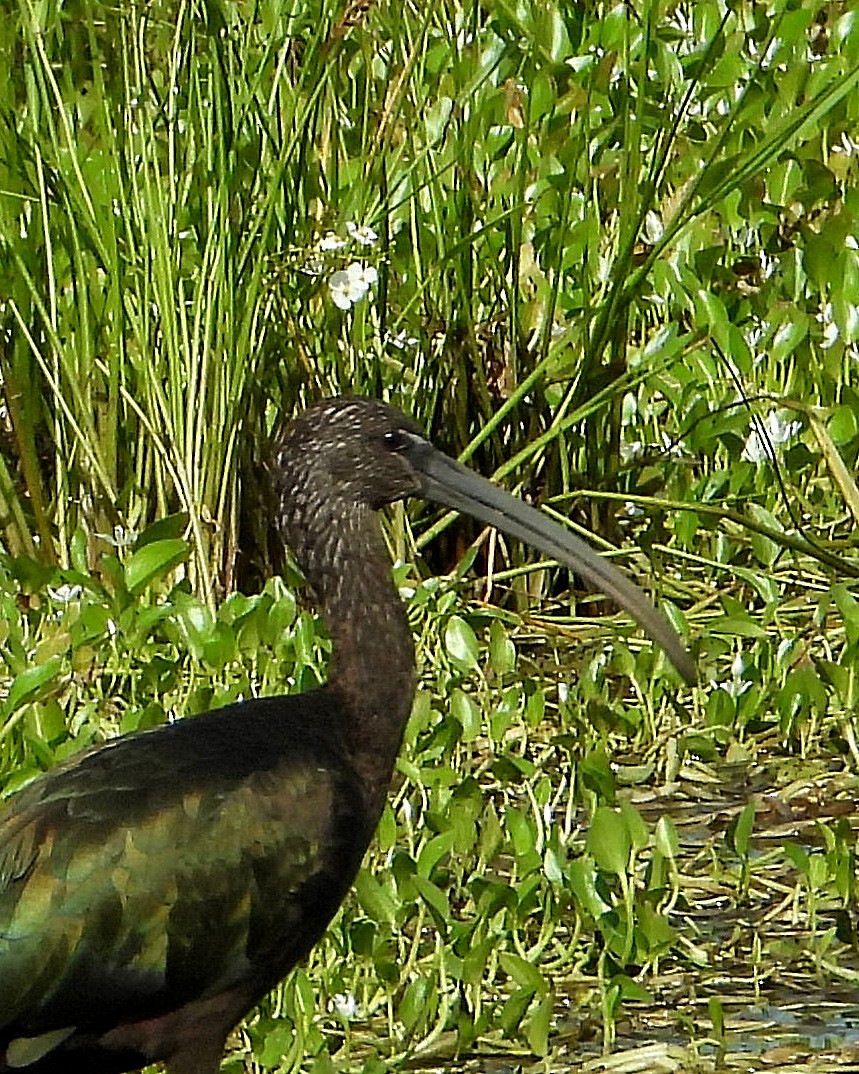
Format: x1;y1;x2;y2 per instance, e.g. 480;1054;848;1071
527;993;553;1055
354;869;398;926
451;688;481;740
6;659;63;716
499;952;546;994
488;618;516;674
587;805;631;876
124;539;189;595
444;615;479;670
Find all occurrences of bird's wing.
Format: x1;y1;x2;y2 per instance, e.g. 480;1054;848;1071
0;710;362;1040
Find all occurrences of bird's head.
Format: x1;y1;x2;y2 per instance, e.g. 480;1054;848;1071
272;396;429;512
272;396;696;685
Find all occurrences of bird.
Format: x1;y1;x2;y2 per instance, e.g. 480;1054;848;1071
0;396;696;1074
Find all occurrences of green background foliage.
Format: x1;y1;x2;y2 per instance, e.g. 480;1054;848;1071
1;0;858;1069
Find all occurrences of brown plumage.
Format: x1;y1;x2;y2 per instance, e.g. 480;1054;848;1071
0;397;695;1073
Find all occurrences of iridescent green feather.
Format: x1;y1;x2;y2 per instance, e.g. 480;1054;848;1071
0;717;349;1039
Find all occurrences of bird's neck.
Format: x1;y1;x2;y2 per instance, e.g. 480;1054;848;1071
293;507;415;818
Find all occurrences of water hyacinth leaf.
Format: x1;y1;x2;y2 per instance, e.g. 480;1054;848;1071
134;512;190;547
29;699;66;742
524;684;545;727
499;952;546;994
526;992;553;1056
124;538;189;595
257;1025;293;1068
614;975;653;1003
174;595;215;658
829;403;859;445
488;618;516;674
412;875;450;928
655;815;680;860
637;904;676;954
586;805;632;876
543;845;564;884
376;802;397;852
619;801;650;851
354;869;398;926
505;806;536;859
5;658;63;716
833;586;859;645
579;746;616;802
399;975;431;1032
499;987;534;1036
417;830;455;878
451;688;481;741
444;615;479;671
727;801;756;859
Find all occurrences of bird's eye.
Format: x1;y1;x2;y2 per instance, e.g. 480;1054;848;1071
382;428;410;452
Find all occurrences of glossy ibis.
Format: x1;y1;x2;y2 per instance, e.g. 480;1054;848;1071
0;397;695;1074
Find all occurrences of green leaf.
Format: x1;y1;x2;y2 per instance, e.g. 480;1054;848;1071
6;659;63;716
451;688;481;740
134;512;190;547
829;404;859;446
488;618;516;673
354;869;398;926
727;801;755;859
586;806;631;876
526;992;553;1055
444;615;479;670
412;875;450;926
499;952;546;994
124;539;189;595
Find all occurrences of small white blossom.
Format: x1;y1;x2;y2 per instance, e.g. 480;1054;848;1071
643;210;663;244
832;132;859;157
334;993;360;1019
717;677;752;699
387;329;419;350
299;256;325;277
319;231;347;252
712;651;752;698
49;584;82;603
346;221;378;246
328;262;378;310
741;411;801;463
818;302;840;349
96;525;138;548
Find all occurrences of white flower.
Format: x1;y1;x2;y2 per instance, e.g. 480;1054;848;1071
619;440;644;464
319;231;347;252
741;411;801;463
334;993;359;1019
299;256;325;277
716;677;752;699
346;221;378;246
328;262;378;310
49;584;82;603
832;132;859;157
711;651;753;698
818;302;840;349
95;525;138;548
387;329;419;350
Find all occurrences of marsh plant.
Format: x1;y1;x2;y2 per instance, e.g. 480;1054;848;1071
1;0;859;1068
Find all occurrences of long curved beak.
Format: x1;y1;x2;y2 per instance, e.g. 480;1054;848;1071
405;437;697;686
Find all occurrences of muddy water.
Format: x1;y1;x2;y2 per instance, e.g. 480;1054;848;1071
402;756;859;1073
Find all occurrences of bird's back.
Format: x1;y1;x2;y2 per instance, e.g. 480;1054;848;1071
0;689;370;1072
